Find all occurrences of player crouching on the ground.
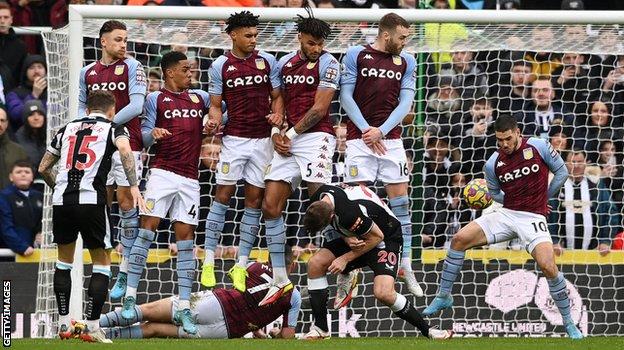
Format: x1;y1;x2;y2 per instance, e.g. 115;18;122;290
87;246;300;340
302;184;452;340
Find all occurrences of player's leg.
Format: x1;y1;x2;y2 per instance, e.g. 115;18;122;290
172;221;198;334
104;322;178;340
100;297;174;328
201;184;235;287
304;247;338;338
52;205;80;339
122;215;161;319
109;151;142;300
423;220;490;316
386;182;424;297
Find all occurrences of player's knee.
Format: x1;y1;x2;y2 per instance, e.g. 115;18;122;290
373;284;396;306
261;199;280;219
307;255;330;277
450;232;471;251
540;262;558;279
141;323;155;338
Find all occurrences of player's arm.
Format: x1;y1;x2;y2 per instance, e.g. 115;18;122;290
340;47;369;132
114;126;147;212
263;51;284;126
205;60;225;134
271;288;301;339
38;126;65;189
114;60;147;125
78;67;88;116
484;153;505;204
375;54;417;138
529;138;569;198
141;92;170;147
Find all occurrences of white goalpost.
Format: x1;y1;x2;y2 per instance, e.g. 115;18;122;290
35;5;624;338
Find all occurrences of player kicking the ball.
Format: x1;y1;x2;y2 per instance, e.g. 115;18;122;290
260;9;340;306
120;51;210;335
201;11;284;293
340;12;422;297
423;115;583;340
302;184;452;340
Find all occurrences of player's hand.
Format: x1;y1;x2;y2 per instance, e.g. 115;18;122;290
362;127;383;145
22;247;34;257
553;243;564;256
272;134;291;156
344;236;365;251
368;140;387;156
169;243;178;256
328;256;348;274
151;128;172;141
265;113;284;127
473;121;487;136
203;119;220;135
252;329;268;339
34;232;42;248
546;204;553;215
130;185;148;214
32;76;47;98
598;243;611;256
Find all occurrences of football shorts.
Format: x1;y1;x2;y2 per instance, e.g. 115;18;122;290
106;151;143;187
216;135;273;188
53;204;111;249
344;138;409;184
171;290;228;339
142;168;200;226
475;207;552;253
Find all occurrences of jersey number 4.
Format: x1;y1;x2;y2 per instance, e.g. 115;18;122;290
66;135;98;170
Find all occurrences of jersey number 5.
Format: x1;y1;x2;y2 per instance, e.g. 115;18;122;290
66;135;98;170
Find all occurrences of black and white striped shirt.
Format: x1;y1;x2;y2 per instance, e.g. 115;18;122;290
47;113;129;206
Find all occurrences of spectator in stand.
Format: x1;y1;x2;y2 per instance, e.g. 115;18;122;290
0;108;29;189
0;74;5;109
147;69;162;93
8;0;53;54
549;125;569;153
0;2;27;91
15;100;46;170
514;76;573;139
0;160;42;258
551;52;600;119
316;0;334;7
561;0;583;10
585;140;624;214
549;149;618;256
455;98;497;176
438;43;488;111
525;27;561;78
444;171;475;249
588;26;620;80
495;59;533;115
563;25;589;51
600;54;624;115
425;75;462;140
5;54;47;132
572;101;623;163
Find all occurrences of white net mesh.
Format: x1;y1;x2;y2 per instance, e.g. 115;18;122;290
36;16;624;338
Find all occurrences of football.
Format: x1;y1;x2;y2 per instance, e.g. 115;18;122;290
463;178;493;210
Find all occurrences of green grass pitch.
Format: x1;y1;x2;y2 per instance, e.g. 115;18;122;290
10;337;624;350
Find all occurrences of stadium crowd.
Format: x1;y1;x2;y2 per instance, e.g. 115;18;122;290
1;0;624;260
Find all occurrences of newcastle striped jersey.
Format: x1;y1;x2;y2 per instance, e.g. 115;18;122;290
47;113;129;206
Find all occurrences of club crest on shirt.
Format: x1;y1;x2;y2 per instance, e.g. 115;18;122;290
114;65;125;75
307;61;317;69
392;55;402;66
255;58;265;70
221;162;230;174
146;198;155;212
523;148;534;160
189;94;199;104
349;165;358;177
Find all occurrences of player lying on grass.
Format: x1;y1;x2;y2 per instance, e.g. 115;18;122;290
422;115;583;340
86;248;300;340
302;184;452;340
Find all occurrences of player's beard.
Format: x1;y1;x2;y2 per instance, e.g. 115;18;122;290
386;40;403;56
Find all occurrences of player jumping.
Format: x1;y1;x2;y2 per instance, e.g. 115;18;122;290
260;9;340;306
340;12;423;297
422;115;583;339
78;20;148;301
302;184;453;340
120;51;210;335
39;90;146;343
201;11;284;293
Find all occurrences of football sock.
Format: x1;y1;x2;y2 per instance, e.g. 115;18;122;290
126;228;155;298
308;277;329;332
390;293;430;337
389;196;412;263
176;240;195;303
548;272;573;324
105;326;143;339
119;208;139;273
203;201;228;266
265;217;287;283
100;306;143;327
54;261;72;327
86;265;111;325
439;248;465;296
237;207;261;267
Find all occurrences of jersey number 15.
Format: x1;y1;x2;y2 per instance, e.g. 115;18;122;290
66;135;98;170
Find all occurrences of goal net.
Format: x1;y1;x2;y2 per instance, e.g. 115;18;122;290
35;6;624;338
